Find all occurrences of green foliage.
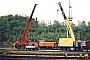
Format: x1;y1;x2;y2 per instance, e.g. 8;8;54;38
0;44;11;48
0;14;90;46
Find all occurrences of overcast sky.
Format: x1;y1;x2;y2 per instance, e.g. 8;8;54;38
0;0;90;25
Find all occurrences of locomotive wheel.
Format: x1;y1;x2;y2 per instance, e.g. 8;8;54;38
15;44;21;49
21;45;25;49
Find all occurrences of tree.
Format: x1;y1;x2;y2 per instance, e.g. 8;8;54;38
0;17;10;42
77;20;87;40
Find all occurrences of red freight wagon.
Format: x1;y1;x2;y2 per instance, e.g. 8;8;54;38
39;42;55;47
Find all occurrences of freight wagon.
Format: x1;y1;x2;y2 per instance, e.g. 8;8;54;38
38;41;58;50
86;41;90;51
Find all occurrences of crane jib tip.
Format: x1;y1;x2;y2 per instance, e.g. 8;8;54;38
57;2;61;4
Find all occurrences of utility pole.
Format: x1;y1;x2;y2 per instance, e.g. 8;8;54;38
67;0;73;38
68;0;73;21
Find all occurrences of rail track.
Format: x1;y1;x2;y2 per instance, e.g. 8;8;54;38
0;48;90;52
0;54;89;60
0;48;89;59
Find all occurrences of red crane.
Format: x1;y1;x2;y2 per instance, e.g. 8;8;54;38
13;4;38;49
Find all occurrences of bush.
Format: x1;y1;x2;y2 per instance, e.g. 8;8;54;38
0;44;11;48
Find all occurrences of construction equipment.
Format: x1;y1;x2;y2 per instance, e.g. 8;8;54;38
57;2;82;51
12;4;38;49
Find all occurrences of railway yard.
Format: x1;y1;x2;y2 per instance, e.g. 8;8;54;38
0;1;90;60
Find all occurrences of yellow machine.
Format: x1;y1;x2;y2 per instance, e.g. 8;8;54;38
57;2;87;51
57;2;75;47
58;38;73;46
